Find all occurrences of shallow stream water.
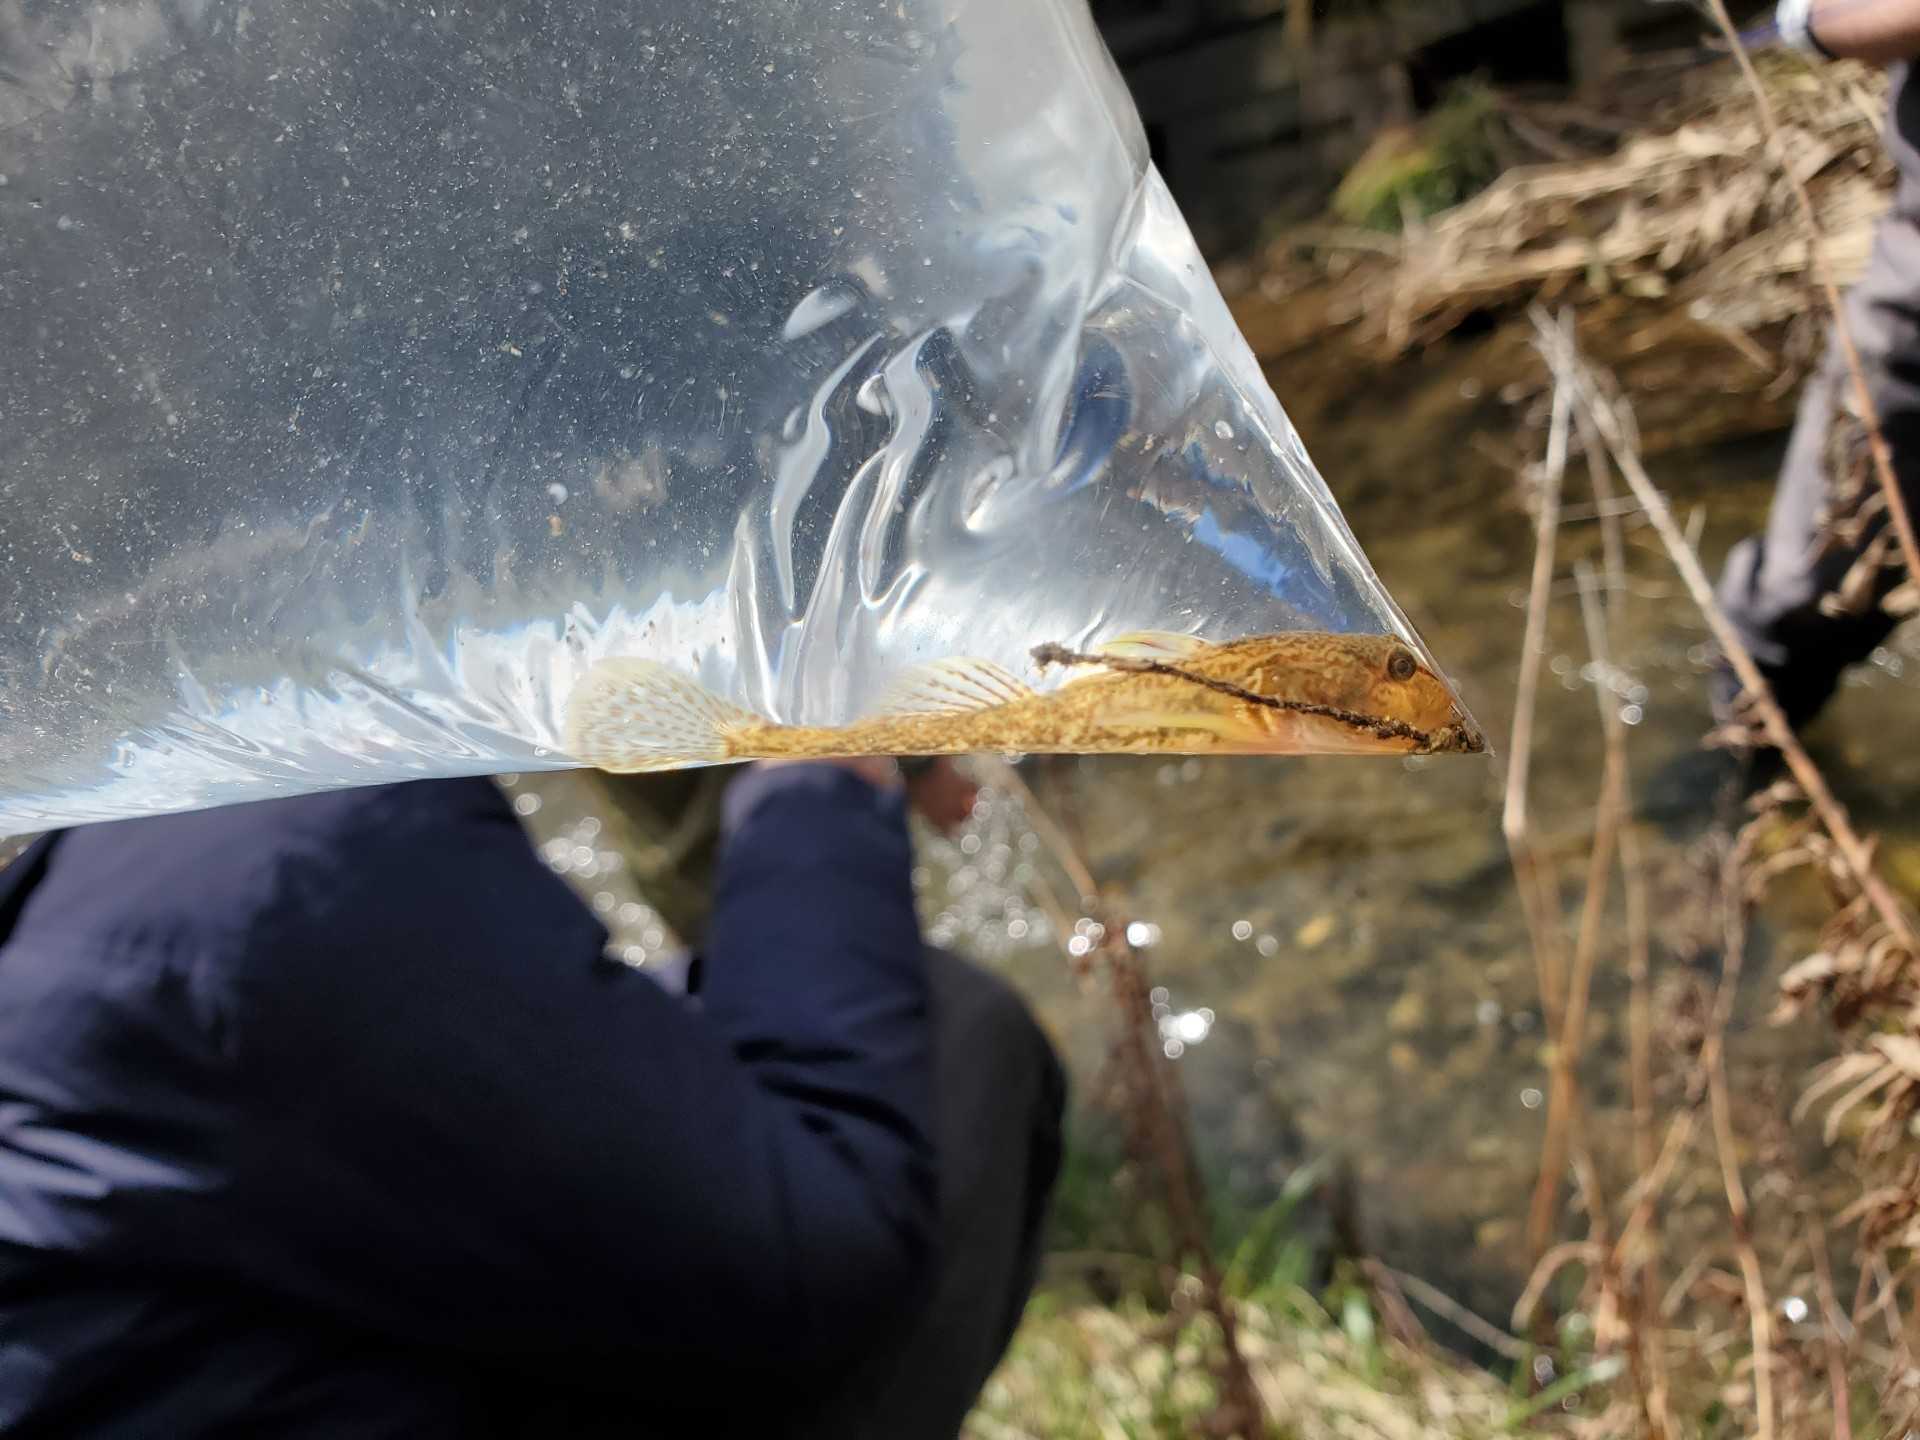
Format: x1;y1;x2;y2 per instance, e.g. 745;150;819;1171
910;424;1920;1338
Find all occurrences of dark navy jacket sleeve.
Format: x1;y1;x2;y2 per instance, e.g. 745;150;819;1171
0;771;933;1429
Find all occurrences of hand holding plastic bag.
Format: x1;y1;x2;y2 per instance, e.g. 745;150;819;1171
0;0;1480;836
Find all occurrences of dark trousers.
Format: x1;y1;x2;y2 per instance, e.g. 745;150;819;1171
1715;63;1920;727
599;766;1066;1436
803;947;1066;1440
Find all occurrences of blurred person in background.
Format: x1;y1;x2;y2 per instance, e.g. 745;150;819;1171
0;756;1062;1438
1714;0;1920;734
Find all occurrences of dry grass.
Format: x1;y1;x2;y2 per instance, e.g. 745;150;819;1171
1231;55;1892;361
1481;310;1918;1439
966;1295;1549;1440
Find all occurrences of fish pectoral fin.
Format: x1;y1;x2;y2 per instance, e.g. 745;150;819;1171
869;656;1034;717
1096;702;1249;738
562;658;756;772
1092;630;1210;661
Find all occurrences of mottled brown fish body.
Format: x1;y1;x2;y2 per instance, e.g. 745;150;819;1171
721;710;1241;760
560;629;1484;772
718;717;1410;759
718;667;1415;759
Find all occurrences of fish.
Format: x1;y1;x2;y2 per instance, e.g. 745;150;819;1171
561;629;1486;772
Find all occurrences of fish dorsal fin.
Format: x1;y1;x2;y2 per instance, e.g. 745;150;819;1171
1092;630;1210;661
870;656;1034;717
1047;629;1211;689
563;658;757;772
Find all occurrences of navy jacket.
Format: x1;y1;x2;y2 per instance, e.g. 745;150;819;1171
0;769;934;1437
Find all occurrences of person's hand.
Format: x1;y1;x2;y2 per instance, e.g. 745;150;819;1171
902;759;979;837
751;758;978;835
1789;0;1920;64
756;757;903;792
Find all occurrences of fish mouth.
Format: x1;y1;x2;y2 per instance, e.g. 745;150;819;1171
1416;711;1489;756
1239;705;1489;757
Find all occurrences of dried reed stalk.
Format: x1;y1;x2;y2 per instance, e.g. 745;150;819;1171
1504;373;1574;1048
1381;1264;1530;1364
1570;408;1655;1174
1526;563;1627;1261
1285;0;1312;51
1591;563;1676;1434
1615;1111;1697;1276
1706;0;1920;595
1536;314;1920;955
1807;1213;1856;1440
1709;838;1775;1440
1574;404;1670;1429
1513;1240;1606;1331
1862;1255;1915;1369
1529;315;1920;1438
979;756;1269;1439
1579;409;1631;602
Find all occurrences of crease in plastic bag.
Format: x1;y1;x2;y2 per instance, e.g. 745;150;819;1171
0;0;1480;837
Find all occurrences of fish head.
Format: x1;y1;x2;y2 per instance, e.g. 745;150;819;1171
1180;632;1485;756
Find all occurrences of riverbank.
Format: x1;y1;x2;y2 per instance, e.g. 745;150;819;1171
966;1289;1559;1440
1221;54;1891;509
958;49;1919;1440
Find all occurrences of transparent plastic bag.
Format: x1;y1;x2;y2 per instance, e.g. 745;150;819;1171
0;0;1480;836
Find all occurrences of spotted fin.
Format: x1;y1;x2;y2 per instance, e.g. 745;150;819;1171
1093;630;1210;660
870;656;1034;717
562;658;756;772
1051;628;1212;688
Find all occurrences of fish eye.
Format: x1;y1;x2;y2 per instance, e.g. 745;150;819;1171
1386;648;1418;682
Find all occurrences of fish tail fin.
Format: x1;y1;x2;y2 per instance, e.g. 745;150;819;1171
562;658;756;772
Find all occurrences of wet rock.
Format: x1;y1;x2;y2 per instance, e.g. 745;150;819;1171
1474;1217;1519;1254
1295;912;1336;949
1388;987;1429;1035
1885;839;1920;895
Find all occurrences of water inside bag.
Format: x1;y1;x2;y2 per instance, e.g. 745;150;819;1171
0;0;1479;835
